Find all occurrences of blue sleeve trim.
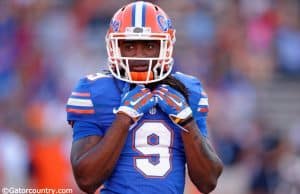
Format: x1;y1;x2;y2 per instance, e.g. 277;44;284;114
72;121;104;142
195;117;208;137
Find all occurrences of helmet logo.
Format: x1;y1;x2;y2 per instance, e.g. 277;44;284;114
110;20;120;32
157;15;168;32
167;19;173;29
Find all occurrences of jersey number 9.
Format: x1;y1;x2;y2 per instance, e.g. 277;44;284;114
133;121;173;178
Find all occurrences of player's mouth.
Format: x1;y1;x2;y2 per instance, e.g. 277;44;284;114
129;60;150;72
130;65;149;72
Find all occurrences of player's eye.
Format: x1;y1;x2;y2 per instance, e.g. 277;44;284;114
123;43;135;50
146;43;154;49
144;41;159;50
119;41;137;57
119;40;136;50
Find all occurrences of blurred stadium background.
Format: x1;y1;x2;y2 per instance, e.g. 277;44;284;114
0;0;300;193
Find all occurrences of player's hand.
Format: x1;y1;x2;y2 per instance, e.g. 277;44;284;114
115;85;155;123
153;84;193;127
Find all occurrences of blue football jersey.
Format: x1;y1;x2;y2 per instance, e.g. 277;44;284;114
66;72;209;194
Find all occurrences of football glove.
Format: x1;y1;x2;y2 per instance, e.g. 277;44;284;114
153;84;193;127
115;85;155;122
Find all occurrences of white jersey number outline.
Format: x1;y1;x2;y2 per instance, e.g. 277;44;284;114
133;121;173;178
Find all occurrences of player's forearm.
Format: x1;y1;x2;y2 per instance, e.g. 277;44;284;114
181;120;223;194
72;114;132;193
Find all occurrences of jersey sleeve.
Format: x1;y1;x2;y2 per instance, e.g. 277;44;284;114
189;84;209;137
66;77;104;140
173;72;209;137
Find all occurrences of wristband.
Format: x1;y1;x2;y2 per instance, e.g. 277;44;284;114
178;116;193;127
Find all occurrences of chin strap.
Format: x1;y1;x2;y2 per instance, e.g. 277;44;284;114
130;71;154;82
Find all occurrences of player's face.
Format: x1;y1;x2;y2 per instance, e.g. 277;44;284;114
119;40;160;72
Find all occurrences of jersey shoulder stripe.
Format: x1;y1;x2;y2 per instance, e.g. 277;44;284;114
71;92;91;97
66;108;95;114
66;71;120;125
67;90;95;114
67;98;93;107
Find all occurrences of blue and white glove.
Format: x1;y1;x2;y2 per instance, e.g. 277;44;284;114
153;84;193;128
115;85;155;123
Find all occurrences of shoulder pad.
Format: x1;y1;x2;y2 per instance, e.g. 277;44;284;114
173;72;208;115
173;72;209;136
66;72;112;124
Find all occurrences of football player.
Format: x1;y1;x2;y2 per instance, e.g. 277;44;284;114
67;1;223;194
